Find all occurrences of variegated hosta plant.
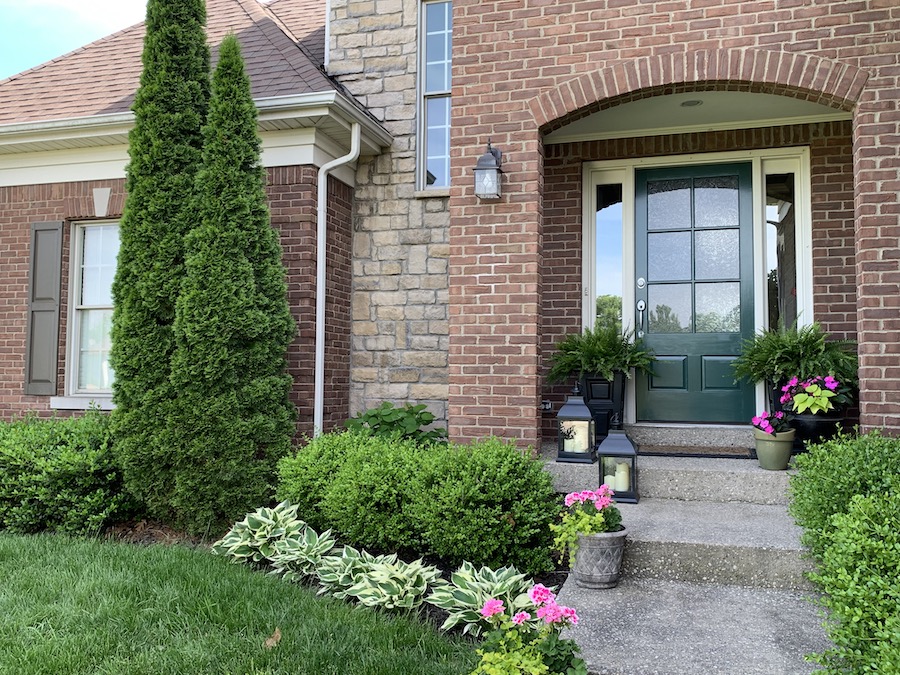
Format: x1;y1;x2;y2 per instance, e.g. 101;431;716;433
316;545;400;600
425;561;535;636
269;526;337;583
345;557;446;610
210;501;306;564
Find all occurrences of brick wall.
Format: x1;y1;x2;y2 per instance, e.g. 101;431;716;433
449;0;900;440
329;0;451;424
540;120;856;440
0;167;350;436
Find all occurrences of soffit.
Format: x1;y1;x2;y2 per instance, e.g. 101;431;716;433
544;91;851;144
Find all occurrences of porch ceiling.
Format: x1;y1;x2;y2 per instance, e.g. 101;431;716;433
543;91;851;145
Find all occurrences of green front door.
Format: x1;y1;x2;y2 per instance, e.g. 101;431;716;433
634;163;755;423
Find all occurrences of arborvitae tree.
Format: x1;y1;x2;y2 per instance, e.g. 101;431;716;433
110;0;210;521
168;34;296;534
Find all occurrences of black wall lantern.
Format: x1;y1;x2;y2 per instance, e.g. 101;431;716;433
597;411;638;502
556;383;597;463
473;140;502;199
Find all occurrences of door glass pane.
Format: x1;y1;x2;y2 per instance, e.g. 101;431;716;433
647;179;691;230
766;173;797;329
648;231;691;281
694;176;739;228
596;184;623;331
648;284;691;333
695;282;740;333
695;229;739;280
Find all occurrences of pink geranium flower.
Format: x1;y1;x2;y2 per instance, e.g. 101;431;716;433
480;598;504;618
512;611;531;625
528;584;555;606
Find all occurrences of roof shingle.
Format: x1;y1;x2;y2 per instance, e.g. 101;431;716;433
0;0;331;127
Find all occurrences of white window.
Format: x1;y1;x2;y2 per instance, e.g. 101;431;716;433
70;223;118;396
419;0;452;190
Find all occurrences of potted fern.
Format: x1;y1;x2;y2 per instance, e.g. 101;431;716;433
546;322;655;435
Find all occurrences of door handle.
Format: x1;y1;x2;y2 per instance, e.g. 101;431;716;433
636;300;646;338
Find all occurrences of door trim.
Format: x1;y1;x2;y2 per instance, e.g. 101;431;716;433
581;148;813;424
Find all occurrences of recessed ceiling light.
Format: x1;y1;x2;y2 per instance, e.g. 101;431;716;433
680;100;703;107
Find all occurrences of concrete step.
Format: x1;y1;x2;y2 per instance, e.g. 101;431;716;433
557;576;829;675
544;453;793;506
618;499;813;590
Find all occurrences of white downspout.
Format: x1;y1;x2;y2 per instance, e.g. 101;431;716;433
314;122;361;435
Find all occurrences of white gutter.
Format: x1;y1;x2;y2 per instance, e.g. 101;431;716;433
314;121;360;435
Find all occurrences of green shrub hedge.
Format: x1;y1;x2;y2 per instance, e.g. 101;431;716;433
277;433;557;574
0;411;136;535
320;436;423;554
410;437;557;574
789;430;900;559
809;481;900;673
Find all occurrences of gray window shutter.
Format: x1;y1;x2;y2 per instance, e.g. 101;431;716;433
24;221;63;396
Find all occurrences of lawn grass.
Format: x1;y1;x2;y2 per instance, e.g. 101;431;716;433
0;534;476;675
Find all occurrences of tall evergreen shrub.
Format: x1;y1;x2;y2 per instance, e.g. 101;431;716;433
168;34;296;533
110;0;210;520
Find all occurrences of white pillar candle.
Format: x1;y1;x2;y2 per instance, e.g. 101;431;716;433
603;474;616;487
615;462;630;492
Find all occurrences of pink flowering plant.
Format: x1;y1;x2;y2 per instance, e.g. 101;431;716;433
751;410;792;435
550;486;622;566
470;584;587;675
779;375;851;415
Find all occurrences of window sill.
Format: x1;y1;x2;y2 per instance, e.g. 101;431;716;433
414;188;450;199
50;396;115;411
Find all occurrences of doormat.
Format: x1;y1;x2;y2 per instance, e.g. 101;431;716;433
638;444;752;459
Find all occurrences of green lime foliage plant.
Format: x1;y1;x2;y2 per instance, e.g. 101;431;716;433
789;430;900;559
546;322;655;384
0;411;137;535
319;436;423;553
732;322;857;390
806;481;900;674
550;486;623;566
471;587;587;675
345;401;448;445
110;0;210;523
410;437;558;575
210;501;306;564
425;561;534;636
167;34;296;534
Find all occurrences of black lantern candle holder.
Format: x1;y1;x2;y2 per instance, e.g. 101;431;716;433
556;383;597;463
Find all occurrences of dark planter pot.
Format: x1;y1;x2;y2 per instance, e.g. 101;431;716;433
791;412;844;452
581;371;627;438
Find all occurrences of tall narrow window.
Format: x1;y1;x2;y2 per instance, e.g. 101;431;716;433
419;0;451;189
595;184;624;331
72;223;119;394
765;173;797;329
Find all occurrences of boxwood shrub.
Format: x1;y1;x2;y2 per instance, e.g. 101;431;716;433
789;430;900;559
0;410;136;535
809;481;900;673
276;431;373;531
320;436;424;554
409;437;557;575
277;433;558;575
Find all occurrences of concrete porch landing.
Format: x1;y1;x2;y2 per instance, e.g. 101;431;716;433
541;451;830;674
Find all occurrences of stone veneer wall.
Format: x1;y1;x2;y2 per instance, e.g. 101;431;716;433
328;0;451;424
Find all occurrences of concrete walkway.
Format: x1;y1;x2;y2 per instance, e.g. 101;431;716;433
543;453;832;674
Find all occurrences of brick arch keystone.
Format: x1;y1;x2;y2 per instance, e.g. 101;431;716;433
529;49;869;130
